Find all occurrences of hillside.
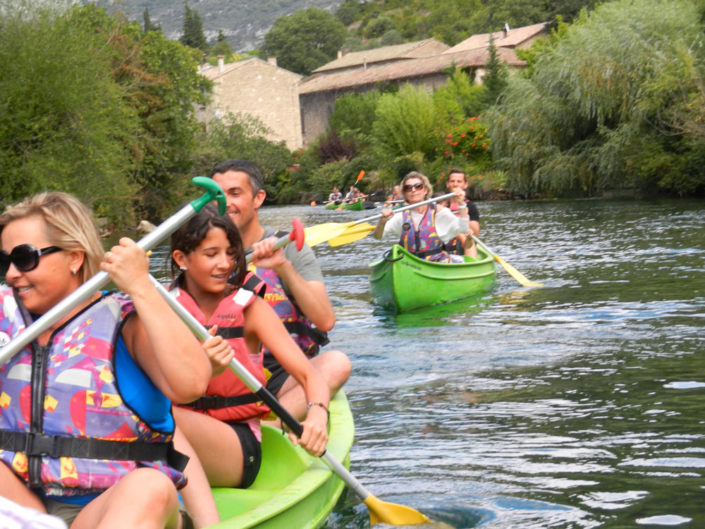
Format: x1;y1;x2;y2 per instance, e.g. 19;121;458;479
86;0;344;52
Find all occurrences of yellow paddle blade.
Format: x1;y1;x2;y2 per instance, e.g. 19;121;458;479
327;223;376;247
304;222;353;247
493;253;543;287
365;494;429;526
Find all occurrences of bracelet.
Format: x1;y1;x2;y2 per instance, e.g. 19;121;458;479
306;402;330;422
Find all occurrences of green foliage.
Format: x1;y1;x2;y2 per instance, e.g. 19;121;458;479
0;1;139;223
328;91;381;141
365;16;395;38
192;114;293;202
180;2;209;53
208;31;238;63
486;0;705;196
482;38;509;106
373;84;438;159
143;8;161;33
260;8;347;75
433;69;487;124
441;118;492;169
336;0;363;26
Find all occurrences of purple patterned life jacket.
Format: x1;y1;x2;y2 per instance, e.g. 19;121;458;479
399;204;449;262
0;289;187;498
250;231;329;360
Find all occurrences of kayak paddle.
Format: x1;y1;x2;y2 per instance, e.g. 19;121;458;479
0;177;226;366
148;275;430;526
304;192;456;247
471;235;543;287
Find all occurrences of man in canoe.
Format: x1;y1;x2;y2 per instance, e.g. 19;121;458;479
445;168;480;258
209;160;351;423
328;187;343;202
374;171;470;263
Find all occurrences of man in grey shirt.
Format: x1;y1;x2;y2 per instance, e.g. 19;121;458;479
209;160;351;423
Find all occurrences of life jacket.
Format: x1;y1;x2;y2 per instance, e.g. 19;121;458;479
250;231;330;360
0;289;187;498
171;273;270;422
399;204;449;262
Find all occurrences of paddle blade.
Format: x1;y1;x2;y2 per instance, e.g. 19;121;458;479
327;223;375;247
365;495;429;526
304;222;352;247
493;253;543;287
356;170;365;182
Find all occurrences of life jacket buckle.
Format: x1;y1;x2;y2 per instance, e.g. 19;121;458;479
24;433;59;458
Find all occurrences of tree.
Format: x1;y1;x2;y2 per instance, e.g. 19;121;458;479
486;0;705;196
335;0;362;26
143;7;160;33
261;8;347;75
481;38;508;106
180;2;208;53
209;30;237;62
0;2;139;223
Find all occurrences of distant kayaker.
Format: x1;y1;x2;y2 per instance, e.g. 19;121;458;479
328;187;343;202
387;185;403;203
373;171;470;263
168;204;330;524
444;169;480;258
209;160;351;425
0;193;212;528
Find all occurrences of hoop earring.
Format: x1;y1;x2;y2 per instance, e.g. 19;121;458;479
179;266;188;271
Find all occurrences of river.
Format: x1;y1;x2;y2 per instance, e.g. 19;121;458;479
148;198;704;528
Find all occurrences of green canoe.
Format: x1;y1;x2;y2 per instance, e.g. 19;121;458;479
342;201;363;211
369;244;496;312
324;201;342;210
211;391;354;528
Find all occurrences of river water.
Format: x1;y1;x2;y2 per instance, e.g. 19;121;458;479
250;199;704;529
145;198;704;528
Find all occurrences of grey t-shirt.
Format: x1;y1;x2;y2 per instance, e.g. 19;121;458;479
248;226;324;298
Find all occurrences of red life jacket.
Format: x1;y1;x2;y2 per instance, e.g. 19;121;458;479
399;204;449;262
171;274;270;422
0;289;187;497
251;230;329;360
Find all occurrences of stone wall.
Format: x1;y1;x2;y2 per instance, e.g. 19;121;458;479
204;59;303;150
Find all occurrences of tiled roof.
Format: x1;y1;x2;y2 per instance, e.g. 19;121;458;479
200;58;301;81
444;22;549;53
299;47;524;95
312;39;450;73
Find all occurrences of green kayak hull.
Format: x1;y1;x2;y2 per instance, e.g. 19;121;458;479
211;391;354;528
369;244;496;312
342;201;363;211
324;201;341;210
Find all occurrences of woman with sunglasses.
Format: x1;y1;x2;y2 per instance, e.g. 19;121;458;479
373;171;470;263
0;193;213;528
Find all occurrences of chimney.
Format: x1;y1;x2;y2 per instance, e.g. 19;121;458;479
503;23;510;39
337;50;343;60
363;57;367;70
267;57;277;67
217;56;224;74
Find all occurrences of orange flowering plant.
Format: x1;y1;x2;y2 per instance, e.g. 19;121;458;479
442;117;491;165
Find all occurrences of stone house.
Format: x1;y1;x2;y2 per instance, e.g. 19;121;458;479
312;38;450;75
298;47;525;144
198;57;303;150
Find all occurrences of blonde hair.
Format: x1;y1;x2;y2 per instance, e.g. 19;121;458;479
401;171;433;200
0;193;103;283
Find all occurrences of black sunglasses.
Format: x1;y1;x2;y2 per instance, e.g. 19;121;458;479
0;245;62;275
403;182;424;192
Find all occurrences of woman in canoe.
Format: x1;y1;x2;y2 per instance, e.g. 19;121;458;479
0;193;213;528
373;172;470;263
168;205;330;518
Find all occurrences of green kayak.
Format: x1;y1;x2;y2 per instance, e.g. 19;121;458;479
324;201;342;210
211;391;354;528
342;201;363;211
369;244;496;312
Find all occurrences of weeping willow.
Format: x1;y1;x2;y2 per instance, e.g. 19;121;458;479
486;0;705;196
